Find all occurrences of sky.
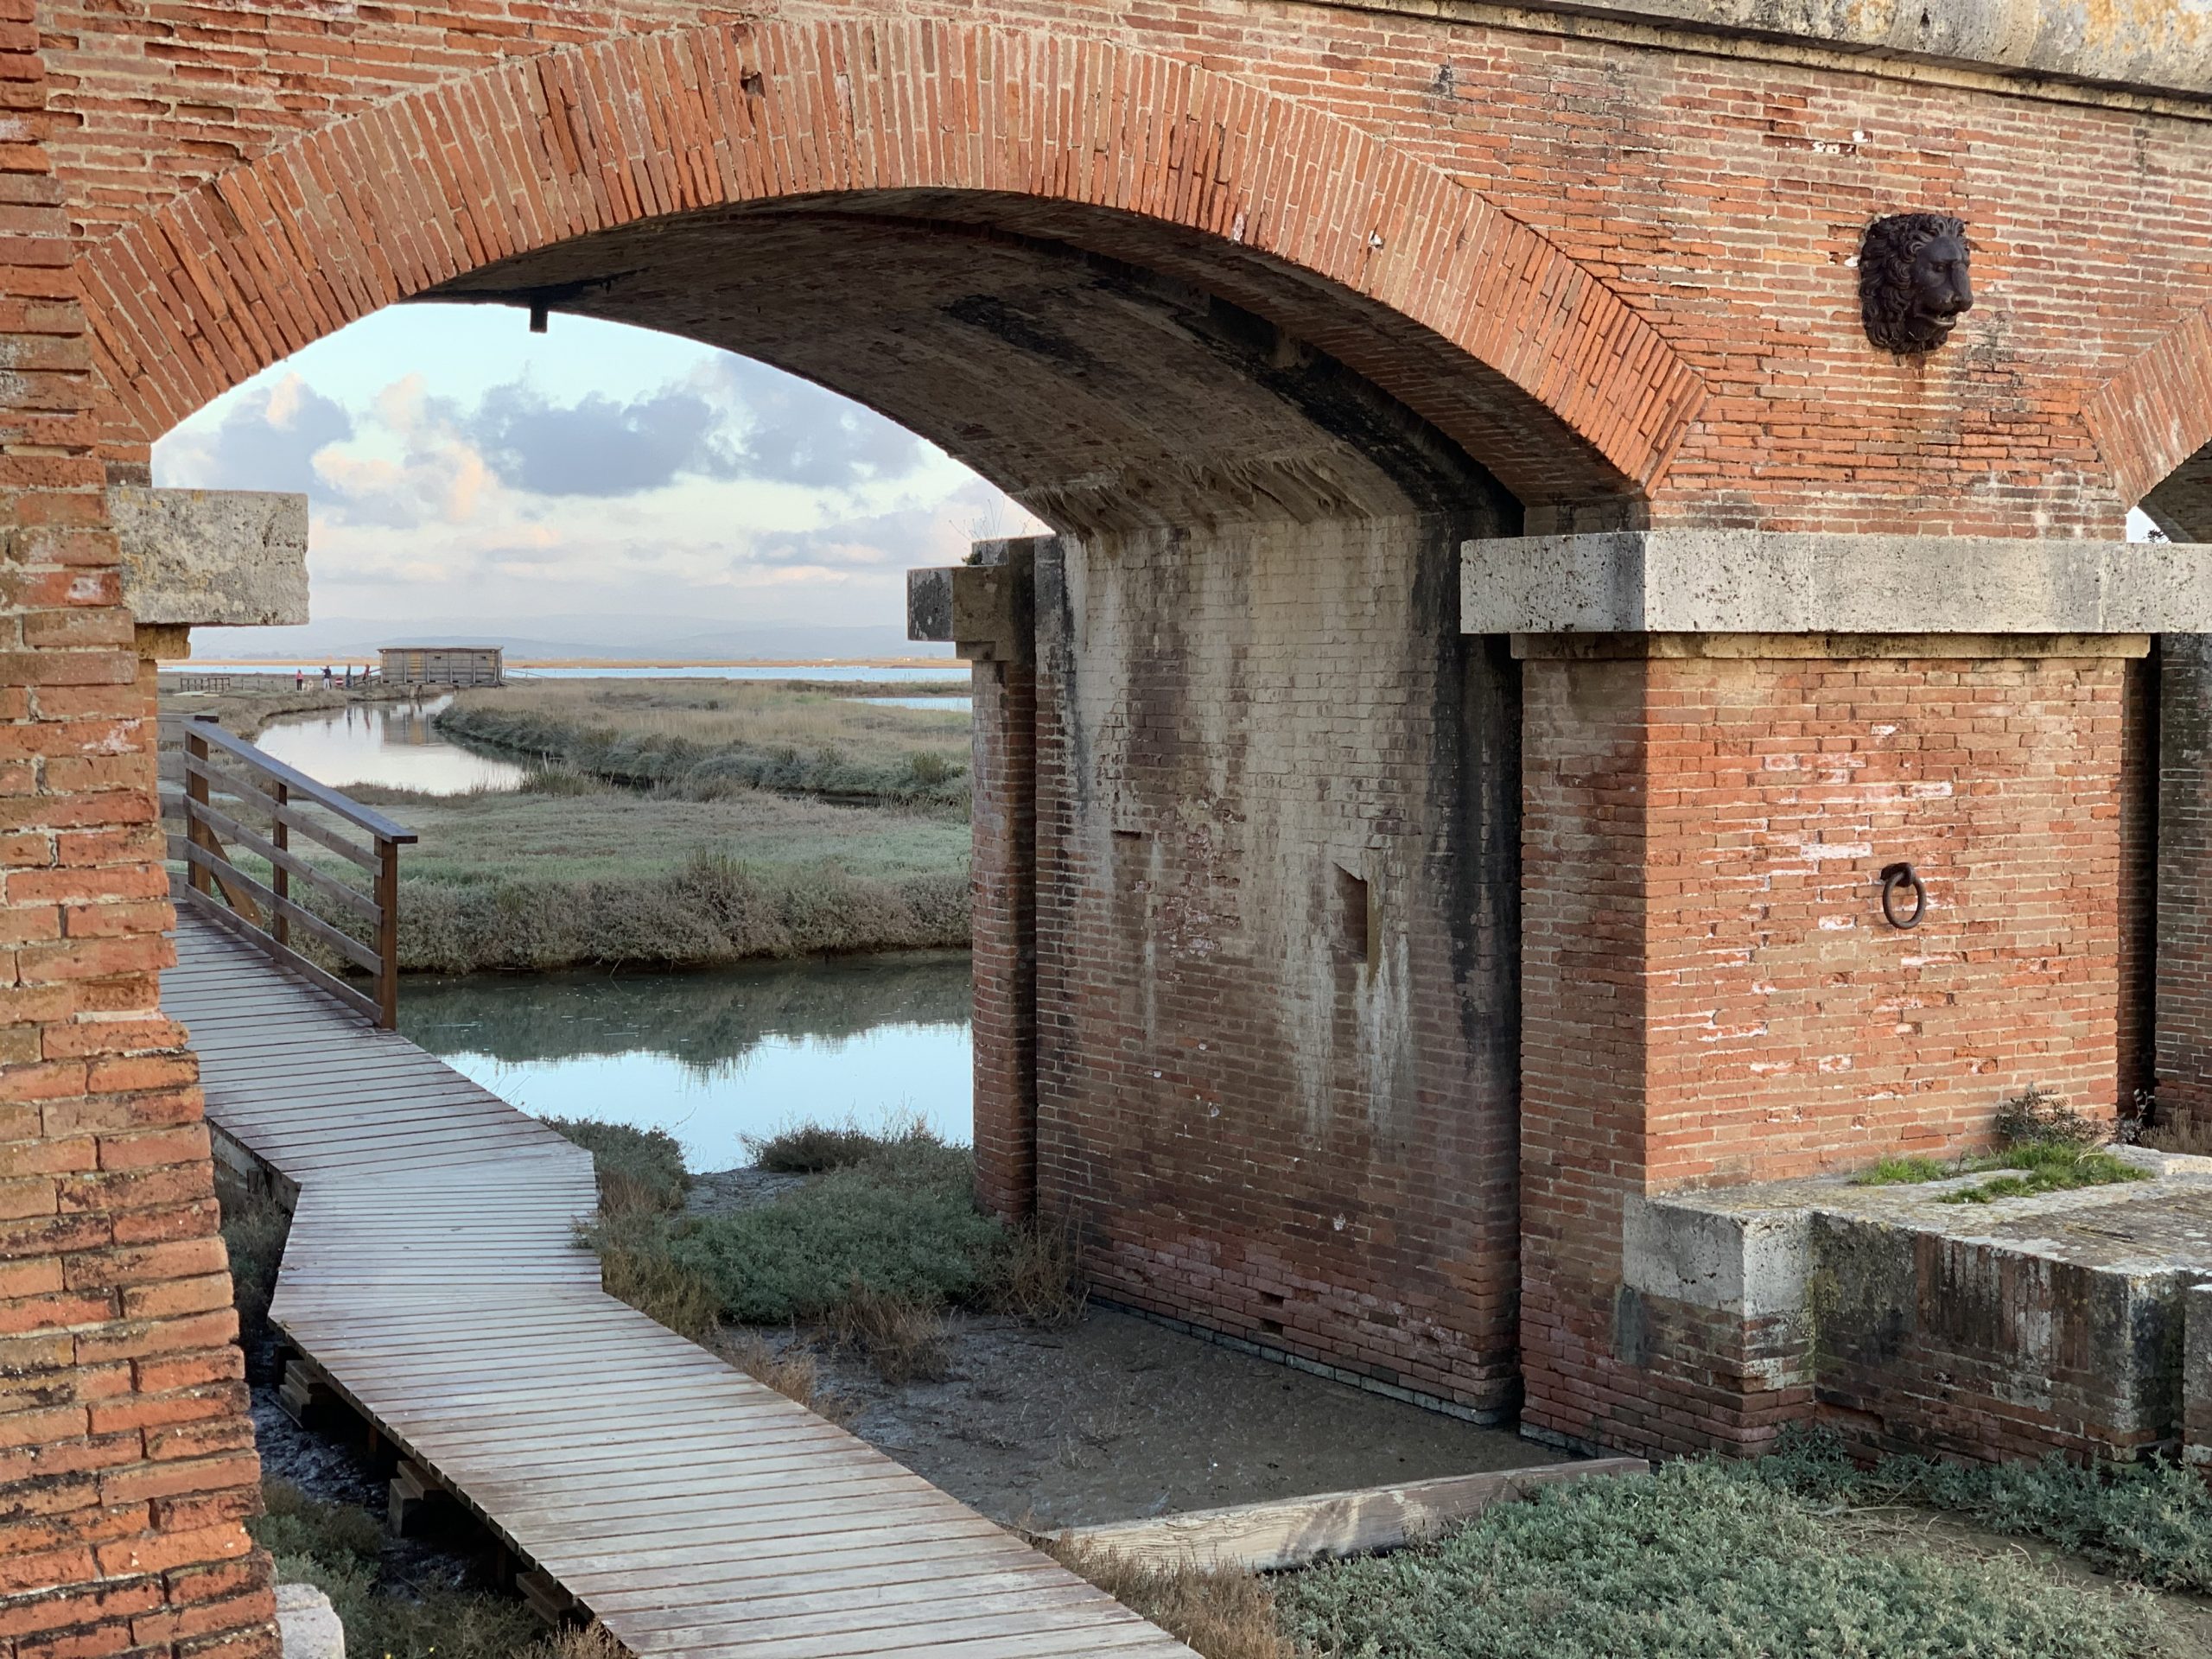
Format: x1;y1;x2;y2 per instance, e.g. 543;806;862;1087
154;303;1043;658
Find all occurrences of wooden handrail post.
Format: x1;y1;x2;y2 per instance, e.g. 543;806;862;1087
184;728;213;898
374;835;400;1030
272;779;291;950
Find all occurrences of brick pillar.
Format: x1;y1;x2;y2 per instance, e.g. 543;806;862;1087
2157;635;2212;1134
0;14;276;1653
1520;636;2137;1459
970;652;1039;1221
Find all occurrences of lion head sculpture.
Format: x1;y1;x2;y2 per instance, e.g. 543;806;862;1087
1859;213;1974;353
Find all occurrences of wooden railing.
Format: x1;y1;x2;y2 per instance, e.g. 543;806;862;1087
161;716;416;1027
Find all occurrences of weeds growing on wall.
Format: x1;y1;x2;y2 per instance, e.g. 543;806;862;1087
251;1479;613;1659
1851;1085;2151;1203
1278;1457;2176;1659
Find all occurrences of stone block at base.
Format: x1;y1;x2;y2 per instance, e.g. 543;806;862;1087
277;1583;345;1659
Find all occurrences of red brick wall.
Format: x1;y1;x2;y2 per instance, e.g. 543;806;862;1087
1521;642;2133;1456
1031;518;1524;1417
0;3;274;1650
35;3;2212;537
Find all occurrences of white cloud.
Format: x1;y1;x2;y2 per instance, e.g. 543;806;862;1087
152;315;1044;639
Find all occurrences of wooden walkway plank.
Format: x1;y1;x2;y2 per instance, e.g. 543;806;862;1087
167;914;1197;1659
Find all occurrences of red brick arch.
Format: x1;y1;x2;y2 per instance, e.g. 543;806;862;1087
77;17;1704;518
2084;301;2212;527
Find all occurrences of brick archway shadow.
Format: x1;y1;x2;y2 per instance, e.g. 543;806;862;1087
80;17;1705;524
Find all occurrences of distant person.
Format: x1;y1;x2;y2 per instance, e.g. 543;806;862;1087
321;664;333;686
343;664;353;689
295;668;304;690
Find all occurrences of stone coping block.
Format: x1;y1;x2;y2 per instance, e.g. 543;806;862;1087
907;541;1040;663
113;485;309;627
1463;531;2212;638
1420;0;2212;101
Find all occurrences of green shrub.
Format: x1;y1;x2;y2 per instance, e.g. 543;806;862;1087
745;1116;926;1173
546;1117;690;1211
1279;1458;2173;1659
671;1133;1002;1324
1762;1426;2212;1595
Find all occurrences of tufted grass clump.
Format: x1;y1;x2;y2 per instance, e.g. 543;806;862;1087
547;1116;690;1212
1855;1155;1950;1186
1279;1457;2175;1659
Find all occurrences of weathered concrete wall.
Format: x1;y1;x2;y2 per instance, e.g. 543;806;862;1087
2158;637;2212;1132
110;487;308;630
1031;514;1523;1416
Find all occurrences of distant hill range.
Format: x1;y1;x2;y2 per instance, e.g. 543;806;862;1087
187;615;950;664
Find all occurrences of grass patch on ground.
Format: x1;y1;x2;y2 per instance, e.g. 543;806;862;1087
1761;1427;2212;1596
252;1478;607;1659
435;678;971;809
559;1117;1087;1378
671;1128;1004;1323
1851;1085;2150;1203
1277;1458;2176;1659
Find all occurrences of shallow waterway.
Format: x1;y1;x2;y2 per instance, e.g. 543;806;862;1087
397;953;974;1168
253;694;527;796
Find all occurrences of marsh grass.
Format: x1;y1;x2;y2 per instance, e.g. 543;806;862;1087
1041;1536;1303;1659
824;1281;954;1383
546;1118;689;1211
1759;1426;2212;1595
745;1120;907;1173
218;1185;290;1347
250;785;970;975
253;1479;573;1659
435;679;971;808
719;1330;854;1423
1280;1457;2177;1659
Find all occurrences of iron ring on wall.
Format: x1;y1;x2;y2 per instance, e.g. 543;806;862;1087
1879;862;1926;930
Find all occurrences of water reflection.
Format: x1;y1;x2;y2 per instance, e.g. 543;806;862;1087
256;696;526;796
397;954;974;1168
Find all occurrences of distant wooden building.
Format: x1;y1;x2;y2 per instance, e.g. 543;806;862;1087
380;645;505;687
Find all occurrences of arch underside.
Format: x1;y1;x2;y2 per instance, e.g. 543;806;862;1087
2141;446;2212;541
424;195;1525;535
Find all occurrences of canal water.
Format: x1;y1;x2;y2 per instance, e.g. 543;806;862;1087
253;695;529;795
252;676;971;798
397;953;974;1170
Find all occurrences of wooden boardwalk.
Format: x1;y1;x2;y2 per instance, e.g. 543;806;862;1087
167;913;1196;1659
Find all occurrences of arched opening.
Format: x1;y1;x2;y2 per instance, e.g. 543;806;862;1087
102;22;1698;1418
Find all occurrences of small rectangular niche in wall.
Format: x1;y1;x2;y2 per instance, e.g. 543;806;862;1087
1334;862;1373;972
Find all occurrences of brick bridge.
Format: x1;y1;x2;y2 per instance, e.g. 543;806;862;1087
16;1;2212;1653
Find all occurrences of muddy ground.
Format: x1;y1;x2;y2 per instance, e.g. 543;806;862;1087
753;1305;1538;1530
